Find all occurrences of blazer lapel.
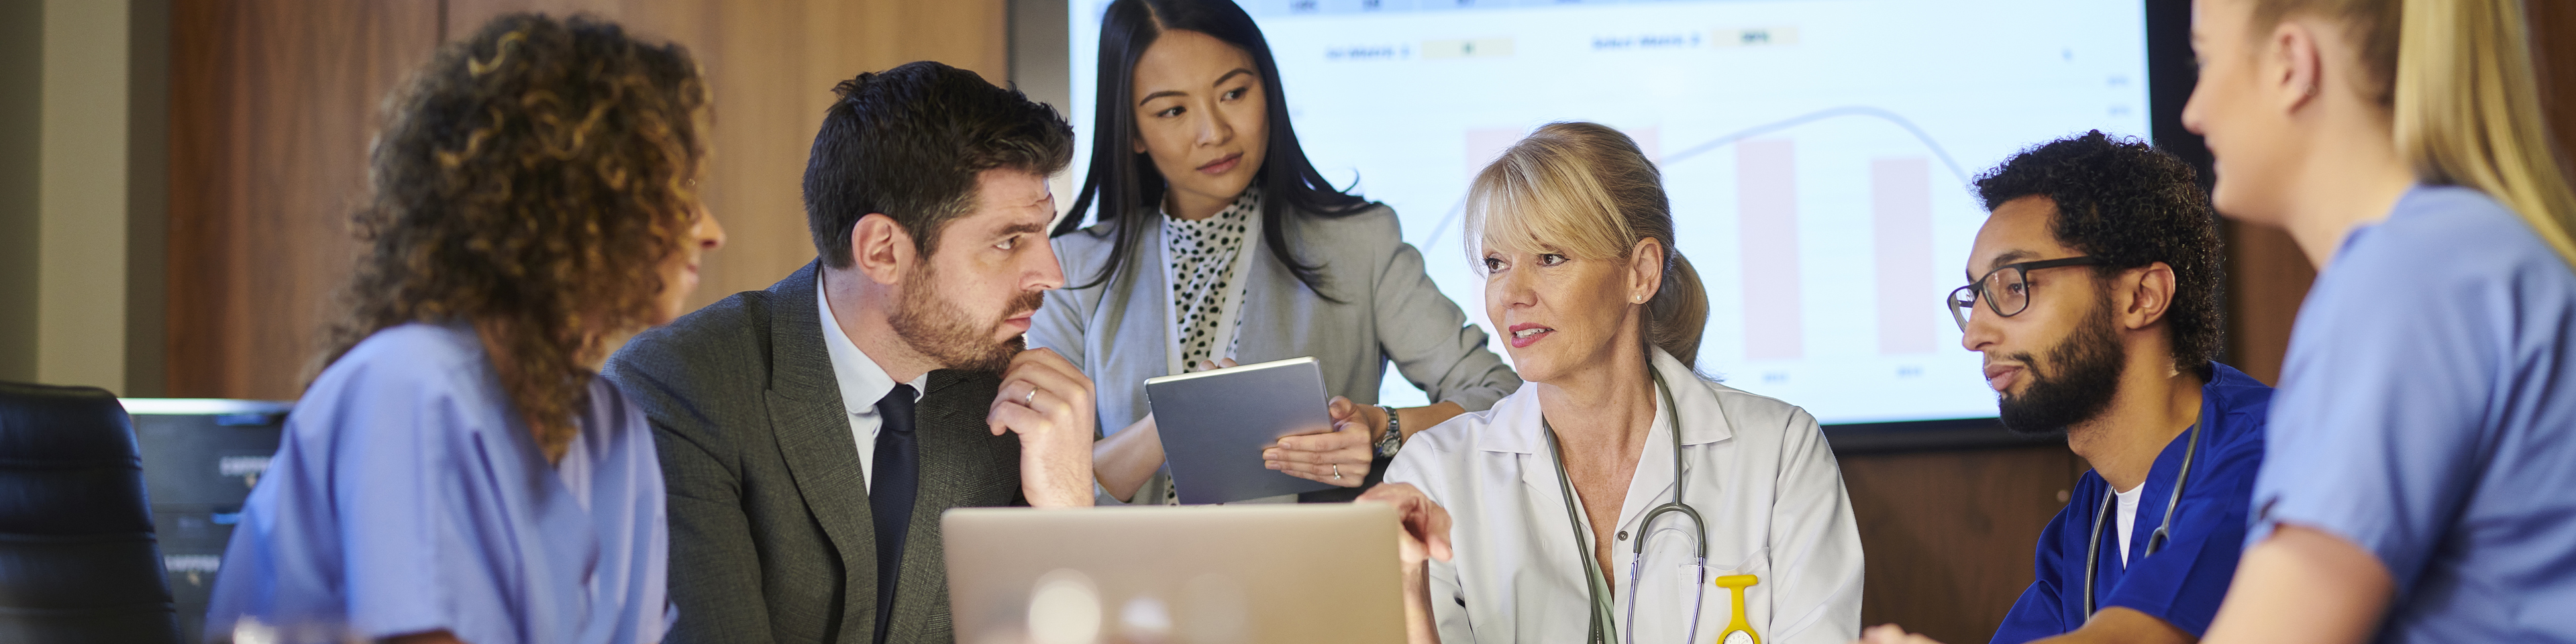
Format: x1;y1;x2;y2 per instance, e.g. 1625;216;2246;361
1145;221;1176;374
1233;217;1298;365
761;262;882;642
1110;222;1174;386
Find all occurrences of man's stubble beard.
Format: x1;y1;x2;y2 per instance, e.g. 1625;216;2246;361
888;261;1043;374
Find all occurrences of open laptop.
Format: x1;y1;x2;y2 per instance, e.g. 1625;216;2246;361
942;504;1405;643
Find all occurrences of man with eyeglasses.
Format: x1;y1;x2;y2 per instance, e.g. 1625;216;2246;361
1857;131;2271;644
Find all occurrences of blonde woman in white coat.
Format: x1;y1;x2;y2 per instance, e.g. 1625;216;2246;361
1362;122;1864;644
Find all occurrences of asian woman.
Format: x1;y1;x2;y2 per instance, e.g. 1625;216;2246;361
1033;0;1520;504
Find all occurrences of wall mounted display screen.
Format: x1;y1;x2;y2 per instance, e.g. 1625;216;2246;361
1065;0;2152;425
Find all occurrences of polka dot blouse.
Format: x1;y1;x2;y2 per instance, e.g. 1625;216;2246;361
1164;187;1261;376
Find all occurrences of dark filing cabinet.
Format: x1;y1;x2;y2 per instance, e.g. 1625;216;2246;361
124;398;292;644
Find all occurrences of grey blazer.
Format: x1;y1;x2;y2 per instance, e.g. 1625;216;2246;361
606;262;1023;644
1031;203;1519;504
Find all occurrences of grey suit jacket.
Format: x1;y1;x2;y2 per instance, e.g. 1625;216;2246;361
605;262;1021;644
1031;203;1518;504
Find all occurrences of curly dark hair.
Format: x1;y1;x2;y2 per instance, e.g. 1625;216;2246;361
1974;130;2225;380
319;13;709;461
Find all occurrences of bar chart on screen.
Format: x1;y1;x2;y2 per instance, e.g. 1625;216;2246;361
1645;107;1983;422
1069;0;2151;424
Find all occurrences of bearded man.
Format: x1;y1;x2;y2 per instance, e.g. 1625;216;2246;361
1861;131;2271;644
605;62;1095;644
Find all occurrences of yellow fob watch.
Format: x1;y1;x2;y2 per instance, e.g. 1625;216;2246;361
1712;574;1760;644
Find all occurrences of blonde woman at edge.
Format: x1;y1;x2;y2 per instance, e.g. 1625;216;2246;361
1361;122;1863;644
1983;1;2573;643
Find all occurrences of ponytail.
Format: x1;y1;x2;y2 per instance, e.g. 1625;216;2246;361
2393;0;2576;268
1646;250;1710;368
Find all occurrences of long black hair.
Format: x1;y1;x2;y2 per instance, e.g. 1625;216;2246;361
1053;0;1374;297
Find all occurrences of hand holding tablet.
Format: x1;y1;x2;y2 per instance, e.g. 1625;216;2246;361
1144;357;1353;504
1263;396;1376;486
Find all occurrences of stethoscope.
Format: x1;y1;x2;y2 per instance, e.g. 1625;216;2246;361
2081;421;2202;616
1541;369;1745;644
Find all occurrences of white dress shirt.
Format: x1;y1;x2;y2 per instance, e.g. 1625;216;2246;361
1383;348;1865;644
818;284;927;490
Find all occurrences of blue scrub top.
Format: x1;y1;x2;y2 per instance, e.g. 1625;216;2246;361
2252;185;2576;643
1990;362;2271;644
203;323;672;644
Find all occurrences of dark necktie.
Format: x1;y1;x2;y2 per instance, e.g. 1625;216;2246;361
870;384;919;644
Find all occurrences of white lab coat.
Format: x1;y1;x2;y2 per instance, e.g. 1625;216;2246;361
1384;348;1864;644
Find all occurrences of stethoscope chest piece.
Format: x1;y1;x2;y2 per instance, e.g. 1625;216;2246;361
1714;574;1761;644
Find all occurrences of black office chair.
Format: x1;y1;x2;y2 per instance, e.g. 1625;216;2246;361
0;382;183;643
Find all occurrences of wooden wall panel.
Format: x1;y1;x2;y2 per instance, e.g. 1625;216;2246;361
442;0;1008;315
2534;1;2576;193
167;0;1007;398
1842;445;2083;643
166;1;442;399
2221;222;2313;386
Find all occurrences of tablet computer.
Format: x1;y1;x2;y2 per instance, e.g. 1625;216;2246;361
1143;356;1339;504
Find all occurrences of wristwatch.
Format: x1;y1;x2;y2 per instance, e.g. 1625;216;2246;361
1374;404;1404;458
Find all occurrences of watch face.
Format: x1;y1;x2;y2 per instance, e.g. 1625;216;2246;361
1724;631;1755;644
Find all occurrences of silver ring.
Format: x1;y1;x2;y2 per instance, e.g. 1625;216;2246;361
1333;464;1343;480
1023;388;1038;406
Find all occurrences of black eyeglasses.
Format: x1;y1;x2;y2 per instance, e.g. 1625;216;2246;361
1947;256;2104;331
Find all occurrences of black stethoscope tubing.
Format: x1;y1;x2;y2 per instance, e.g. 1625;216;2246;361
2081;421;2201;616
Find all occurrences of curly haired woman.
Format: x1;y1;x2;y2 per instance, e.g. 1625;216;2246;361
203;13;725;644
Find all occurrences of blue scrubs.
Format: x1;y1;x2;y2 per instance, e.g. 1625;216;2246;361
205;323;673;644
1990;362;2271;644
2252;185;2576;642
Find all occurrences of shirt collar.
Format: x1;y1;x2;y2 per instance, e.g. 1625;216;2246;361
1160;186;1262;228
817;280;923;415
1655;348;1735;446
1480;347;1734;454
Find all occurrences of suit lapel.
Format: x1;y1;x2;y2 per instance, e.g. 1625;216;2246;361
761;262;882;643
909;370;1009;506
